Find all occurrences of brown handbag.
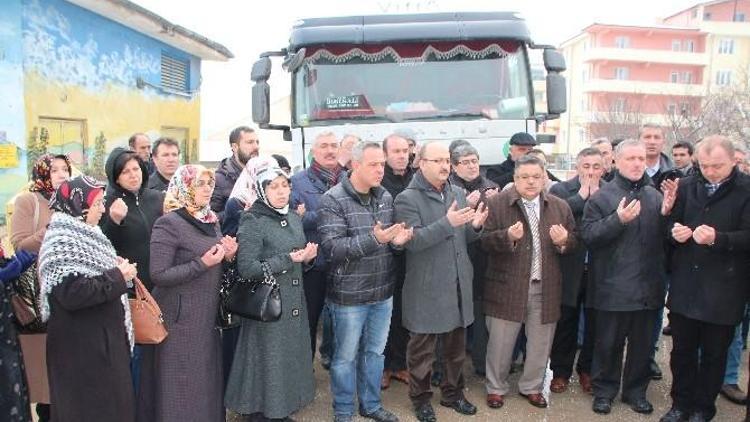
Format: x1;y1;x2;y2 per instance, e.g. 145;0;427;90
129;277;168;344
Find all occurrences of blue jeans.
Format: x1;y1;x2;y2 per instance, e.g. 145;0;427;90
329;297;393;417
724;323;743;385
319;302;333;361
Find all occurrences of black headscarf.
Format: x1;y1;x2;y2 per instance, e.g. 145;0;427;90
49;175;106;221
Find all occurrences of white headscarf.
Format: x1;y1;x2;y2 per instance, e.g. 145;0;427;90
229;155;280;206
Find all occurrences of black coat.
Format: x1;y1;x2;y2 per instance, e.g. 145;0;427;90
102;148;165;290
381;164;415;198
581;173;667;312
210;156;243;217
147;171;170;192
549;176;599;307
47;269;134;422
667;169;750;326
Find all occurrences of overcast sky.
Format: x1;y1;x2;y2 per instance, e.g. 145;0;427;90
131;0;699;139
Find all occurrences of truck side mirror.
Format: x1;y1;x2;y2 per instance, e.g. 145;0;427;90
251;57;272;81
546;73;567;116
543;49;566;73
252;81;270;125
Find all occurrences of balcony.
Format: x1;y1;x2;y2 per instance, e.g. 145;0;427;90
583;47;709;66
582;79;706;97
579;111;672;125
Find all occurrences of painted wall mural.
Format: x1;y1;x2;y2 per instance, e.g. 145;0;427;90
0;0;204;222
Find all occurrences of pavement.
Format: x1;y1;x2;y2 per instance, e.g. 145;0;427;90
228;333;748;422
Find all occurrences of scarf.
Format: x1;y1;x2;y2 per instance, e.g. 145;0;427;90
49;175;105;221
164;165;219;224
310;160;342;189
229;155;280;207
29;154;72;200
254;159;291;215
38;212;133;351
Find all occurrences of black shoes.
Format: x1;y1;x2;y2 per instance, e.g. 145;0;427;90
650;360;663;380
439;398;477;415
688;412;708;422
720;383;748;405
624;397;654;414
659;407;689;422
360;407;399;422
414;403;437;422
592;397;612;414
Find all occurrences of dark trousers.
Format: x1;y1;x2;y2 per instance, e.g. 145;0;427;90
303;268;327;357
592;309;658;401
384;265;409;371
670;312;735;419
407;327;466;406
470;299;488;374
550;304;596;379
221;326;241;387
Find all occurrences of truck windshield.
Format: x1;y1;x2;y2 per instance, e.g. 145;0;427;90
293;41;531;126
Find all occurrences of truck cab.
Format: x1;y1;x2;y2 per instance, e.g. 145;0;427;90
252;12;566;168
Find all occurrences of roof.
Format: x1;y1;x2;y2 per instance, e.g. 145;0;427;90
559;22;704;47
663;0;731;21
67;0;233;61
288;12;532;51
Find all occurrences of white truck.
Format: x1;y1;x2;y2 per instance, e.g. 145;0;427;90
251;12;566;168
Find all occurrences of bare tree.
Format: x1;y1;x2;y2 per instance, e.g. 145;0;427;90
589;98;644;140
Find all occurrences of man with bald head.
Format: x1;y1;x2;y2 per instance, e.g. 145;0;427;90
394;141;488;422
291;131;343;359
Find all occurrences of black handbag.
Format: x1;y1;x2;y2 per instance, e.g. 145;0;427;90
222;261;282;322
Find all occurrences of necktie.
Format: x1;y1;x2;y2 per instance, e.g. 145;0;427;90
705;183;719;196
524;201;542;281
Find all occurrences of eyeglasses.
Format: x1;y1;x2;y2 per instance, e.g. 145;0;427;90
421;158;451;165
457;158;479;166
194;180;216;188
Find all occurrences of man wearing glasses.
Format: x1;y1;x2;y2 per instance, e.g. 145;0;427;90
394;141;488;422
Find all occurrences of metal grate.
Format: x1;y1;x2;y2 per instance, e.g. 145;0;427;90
161;53;188;92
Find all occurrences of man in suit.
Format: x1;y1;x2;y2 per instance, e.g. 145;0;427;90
481;154;577;410
548;147;605;395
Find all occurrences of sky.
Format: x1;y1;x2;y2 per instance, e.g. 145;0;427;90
131;0;700;141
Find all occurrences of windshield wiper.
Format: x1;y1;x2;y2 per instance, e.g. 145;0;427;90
400;111;493;121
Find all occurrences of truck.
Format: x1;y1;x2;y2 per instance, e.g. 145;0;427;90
250;12;566;169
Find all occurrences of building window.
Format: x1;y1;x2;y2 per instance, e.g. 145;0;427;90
580;97;588;111
681;71;693;84
670;72;680;83
614;36;630;48
582;69;588;82
613;98;626;113
614;67;629;80
704;12;712;20
692;9;698;18
667;103;677;115
718;38;735;54
735;12;745;22
716;70;732;86
680;102;691;115
685;40;695;52
161;52;189;93
672;40;681;51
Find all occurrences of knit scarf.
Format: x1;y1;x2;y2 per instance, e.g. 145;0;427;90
310;160;342;189
38;212;134;351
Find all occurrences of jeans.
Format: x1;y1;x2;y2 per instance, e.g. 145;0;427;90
724;323;743;385
319;302;333;362
329;297;393;417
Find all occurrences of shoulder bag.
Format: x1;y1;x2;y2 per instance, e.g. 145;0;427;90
223;261;282;322
129;277;168;344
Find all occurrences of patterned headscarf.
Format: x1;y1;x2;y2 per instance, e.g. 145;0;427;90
253;159;291;215
229;155;280;206
164;164;218;223
29;154;72;199
49;175;105;221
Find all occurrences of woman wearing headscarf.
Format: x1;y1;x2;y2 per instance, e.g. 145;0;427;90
222;155;279;237
38;175;138;422
138;165;237;422
224;158;317;421
9;153;71;422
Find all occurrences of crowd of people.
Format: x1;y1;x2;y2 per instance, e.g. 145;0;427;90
1;124;750;422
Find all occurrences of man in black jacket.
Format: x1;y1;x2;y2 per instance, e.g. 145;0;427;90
486;132;536;188
548;147;605;395
147;137;180;192
660;136;750;422
380;133;416;390
210;126;259;217
581;139;675;416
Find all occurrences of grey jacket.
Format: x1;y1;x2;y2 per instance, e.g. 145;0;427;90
317;174;396;305
581;173;667;312
394;171;480;334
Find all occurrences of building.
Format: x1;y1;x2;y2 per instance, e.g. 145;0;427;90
557;0;750;156
0;0;232;221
